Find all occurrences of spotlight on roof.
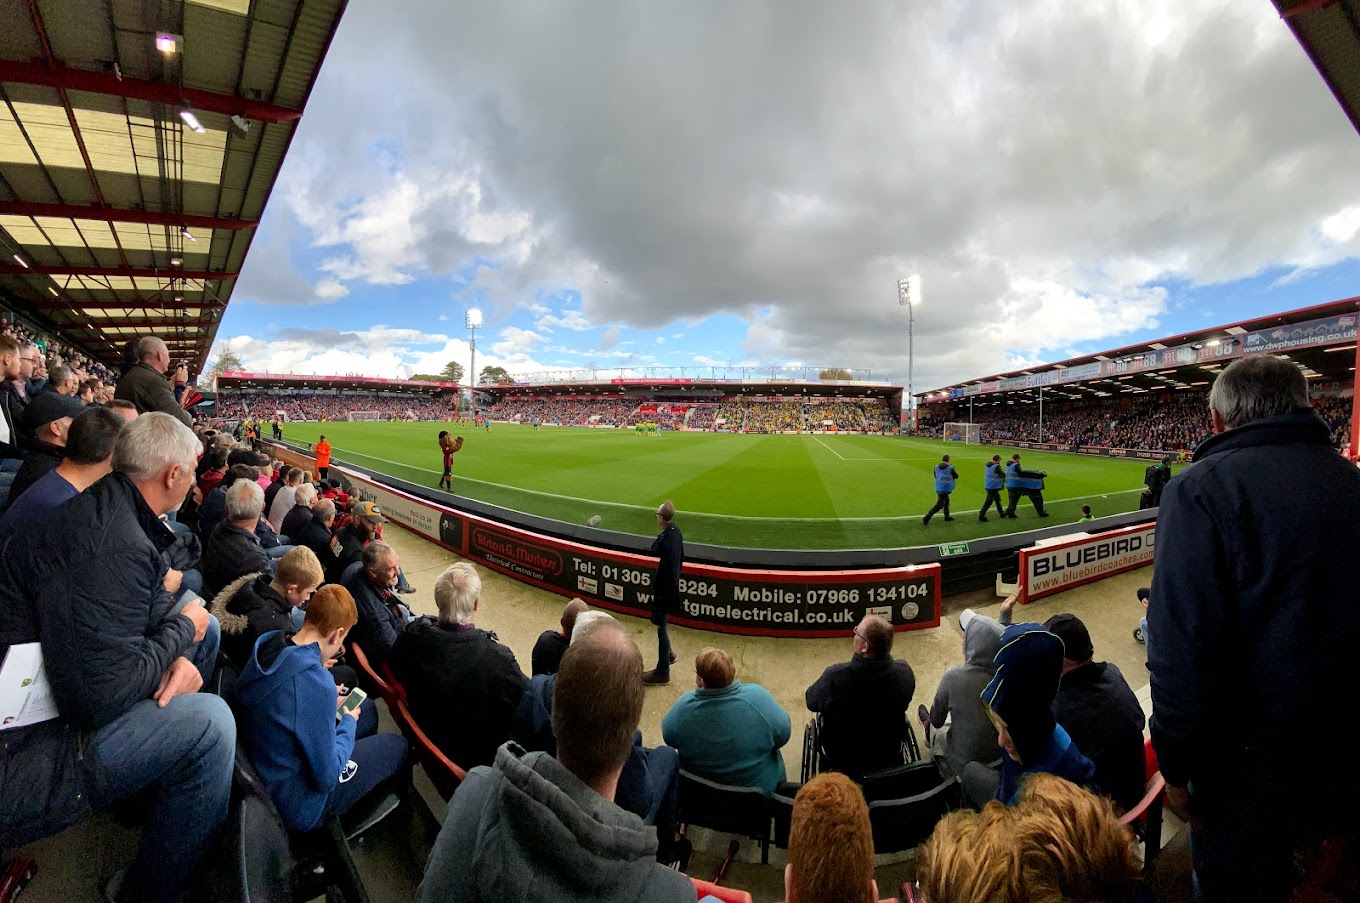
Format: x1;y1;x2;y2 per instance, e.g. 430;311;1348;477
12;254;26;268
180;226;196;242
170;256;183;267
155;32;181;54
1206;339;1221;347
48;287;57;296
229;114;251;136
179;104;206;134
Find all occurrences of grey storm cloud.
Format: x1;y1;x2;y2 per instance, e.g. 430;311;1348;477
267;0;1360;389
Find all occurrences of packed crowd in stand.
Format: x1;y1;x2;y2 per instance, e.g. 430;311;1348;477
1;332;1357;902
216;391;456;422
926;389;1355;453
468;394;897;432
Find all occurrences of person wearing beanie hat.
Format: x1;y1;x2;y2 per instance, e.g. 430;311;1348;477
1044;613;1146;812
962;623;1096;807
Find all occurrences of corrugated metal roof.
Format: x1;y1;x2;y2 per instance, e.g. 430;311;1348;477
0;0;347;374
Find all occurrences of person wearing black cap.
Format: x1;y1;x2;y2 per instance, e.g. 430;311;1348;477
1044;613;1146;813
963;622;1096;808
6;389;84;506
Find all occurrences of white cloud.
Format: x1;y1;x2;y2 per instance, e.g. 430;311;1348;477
313;279;350;301
656;337;665;345
437;314;449;321
491;326;546;357
535;308;592;331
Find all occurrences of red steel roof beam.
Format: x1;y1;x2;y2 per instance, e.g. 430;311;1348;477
0;60;303;123
0;201;257;231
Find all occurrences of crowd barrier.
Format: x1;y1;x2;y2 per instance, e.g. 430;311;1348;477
262;441;1158;637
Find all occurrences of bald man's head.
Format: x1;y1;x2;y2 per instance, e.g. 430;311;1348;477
561;598;590;636
552;623;643;792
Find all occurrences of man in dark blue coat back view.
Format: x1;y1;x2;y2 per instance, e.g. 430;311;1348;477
1149;354;1360;903
642;499;683;686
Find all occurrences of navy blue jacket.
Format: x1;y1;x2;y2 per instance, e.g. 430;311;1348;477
1149;410;1360;828
649;523;684;622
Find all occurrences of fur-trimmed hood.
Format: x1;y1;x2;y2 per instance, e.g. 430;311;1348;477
208;572;263;635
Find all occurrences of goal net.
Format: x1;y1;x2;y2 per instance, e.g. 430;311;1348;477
944;422;981;444
347;410;382;422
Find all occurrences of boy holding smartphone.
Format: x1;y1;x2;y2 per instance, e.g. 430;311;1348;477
237;584;408;832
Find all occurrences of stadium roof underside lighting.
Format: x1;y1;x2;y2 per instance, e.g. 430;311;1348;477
921;296;1360;403
0;0;347;375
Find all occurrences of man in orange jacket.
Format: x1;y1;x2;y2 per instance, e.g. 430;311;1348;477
314;435;332;479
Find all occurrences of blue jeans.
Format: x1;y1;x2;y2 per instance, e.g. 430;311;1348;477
264;543;295;560
178;568;204;599
87;694;236;901
318;733;408;826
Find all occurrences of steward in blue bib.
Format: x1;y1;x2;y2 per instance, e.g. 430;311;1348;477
924;456;960;525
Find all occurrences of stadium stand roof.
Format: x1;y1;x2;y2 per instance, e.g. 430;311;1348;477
921;296;1360;405
1277;0;1360;137
0;0;347;374
217;370;458;394
480;378;904;401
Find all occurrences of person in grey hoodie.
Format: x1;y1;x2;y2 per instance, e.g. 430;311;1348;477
415;621;693;903
919;606;1005;779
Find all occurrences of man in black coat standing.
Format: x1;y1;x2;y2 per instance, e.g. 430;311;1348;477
1150;355;1360;903
642;499;683;686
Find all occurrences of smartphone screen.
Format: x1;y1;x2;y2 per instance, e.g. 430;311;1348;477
337;688;367;719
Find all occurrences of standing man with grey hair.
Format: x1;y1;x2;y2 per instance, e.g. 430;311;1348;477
392;561;527;768
0;412;233;901
642;499;683;686
114;336;192;426
1150;355;1360;902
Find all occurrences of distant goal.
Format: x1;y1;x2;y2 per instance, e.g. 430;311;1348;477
943;422;981;444
347;410;383;422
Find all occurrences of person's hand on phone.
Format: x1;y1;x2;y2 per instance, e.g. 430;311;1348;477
180;599;210;642
345;702;361;722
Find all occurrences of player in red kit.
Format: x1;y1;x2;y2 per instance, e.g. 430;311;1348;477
437;431;462;490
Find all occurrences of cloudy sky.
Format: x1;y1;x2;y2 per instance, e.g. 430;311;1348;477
210;0;1360;392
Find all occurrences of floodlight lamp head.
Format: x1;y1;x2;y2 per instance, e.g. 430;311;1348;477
897;274;922;306
466;308;483;328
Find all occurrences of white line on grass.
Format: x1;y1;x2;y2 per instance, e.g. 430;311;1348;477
331;446;1146;523
811;437;846;460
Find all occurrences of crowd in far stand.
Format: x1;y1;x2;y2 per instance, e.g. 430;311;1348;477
925;389;1355;454
216;391;456;422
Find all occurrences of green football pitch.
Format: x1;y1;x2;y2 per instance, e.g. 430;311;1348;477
282;422;1160;550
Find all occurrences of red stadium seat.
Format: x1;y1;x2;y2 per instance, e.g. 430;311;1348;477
393;697;467;800
348;642;402;709
1118;739;1166;873
691;878;753;903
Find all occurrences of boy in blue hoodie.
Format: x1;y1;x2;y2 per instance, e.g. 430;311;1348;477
237;584;408;832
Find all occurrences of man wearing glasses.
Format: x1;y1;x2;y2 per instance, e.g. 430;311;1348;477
806;614;917;781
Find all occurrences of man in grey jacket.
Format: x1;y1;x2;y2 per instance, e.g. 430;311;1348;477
919;607;1004;780
415;621;693;903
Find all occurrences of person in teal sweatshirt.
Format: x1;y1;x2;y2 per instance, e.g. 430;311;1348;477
237;584;407;832
661;646;790;794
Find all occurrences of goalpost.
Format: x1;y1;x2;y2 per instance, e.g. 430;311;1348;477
347;410;382;422
943;422;981;445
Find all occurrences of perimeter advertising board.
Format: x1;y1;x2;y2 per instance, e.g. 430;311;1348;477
1019;522;1156;603
328;463;941;638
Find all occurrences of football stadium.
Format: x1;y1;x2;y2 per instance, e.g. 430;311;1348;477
1;1;1359;902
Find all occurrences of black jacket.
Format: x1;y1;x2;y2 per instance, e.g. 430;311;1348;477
327;523;368;585
807;654;916;780
1150;410;1360;830
531;630;570;676
650;523;683;623
263;477;285;514
210;572;285;667
5;439;62;506
390;617;527;769
0;382;24;459
280;504;313;544
296;518;340;573
203;521;270;598
1054;661;1146;812
341;561;410;669
114;362;191;425
0;471;194;731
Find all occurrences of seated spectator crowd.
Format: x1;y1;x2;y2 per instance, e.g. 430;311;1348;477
217;390;457;423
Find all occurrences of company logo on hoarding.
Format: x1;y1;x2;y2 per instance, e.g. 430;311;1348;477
471;528;565;577
577;576;599;594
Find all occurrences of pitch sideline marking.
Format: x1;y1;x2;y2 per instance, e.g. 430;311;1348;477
329;446;1146;523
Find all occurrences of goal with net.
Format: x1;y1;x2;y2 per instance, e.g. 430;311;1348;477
943;422;981;444
347;410;383;422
